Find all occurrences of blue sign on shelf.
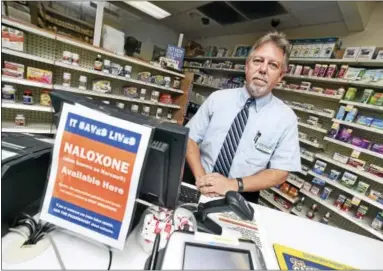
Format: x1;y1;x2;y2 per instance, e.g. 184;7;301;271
166;45;185;70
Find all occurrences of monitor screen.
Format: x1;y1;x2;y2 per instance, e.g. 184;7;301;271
183;244;252;270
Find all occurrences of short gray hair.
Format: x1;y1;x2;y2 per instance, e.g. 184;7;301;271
247;31;290;70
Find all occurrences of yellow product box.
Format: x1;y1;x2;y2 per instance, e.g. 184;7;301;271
27;67;53;84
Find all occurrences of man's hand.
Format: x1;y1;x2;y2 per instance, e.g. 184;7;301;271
197;173;238;196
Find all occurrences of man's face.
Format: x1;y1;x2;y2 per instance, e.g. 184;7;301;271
245;41;285;98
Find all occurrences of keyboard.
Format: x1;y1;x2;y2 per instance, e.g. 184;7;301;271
178;183;201;205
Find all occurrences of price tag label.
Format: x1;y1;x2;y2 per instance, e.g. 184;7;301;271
351;196;361;206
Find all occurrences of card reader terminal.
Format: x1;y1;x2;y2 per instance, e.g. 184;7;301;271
157;231;266;270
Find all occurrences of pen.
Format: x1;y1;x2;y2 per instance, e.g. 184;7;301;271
253;131;262;145
149;233;161;270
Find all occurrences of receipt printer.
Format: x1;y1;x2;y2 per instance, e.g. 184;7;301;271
153;231;266;270
2;133;53;236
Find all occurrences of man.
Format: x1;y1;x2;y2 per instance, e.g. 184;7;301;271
185;31;301;203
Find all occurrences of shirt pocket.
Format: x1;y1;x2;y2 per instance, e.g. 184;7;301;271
244;138;277;169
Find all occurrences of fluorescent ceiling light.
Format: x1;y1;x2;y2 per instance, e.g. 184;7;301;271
124;1;171;19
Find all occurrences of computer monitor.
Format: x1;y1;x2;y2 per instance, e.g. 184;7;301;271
50;89;189;210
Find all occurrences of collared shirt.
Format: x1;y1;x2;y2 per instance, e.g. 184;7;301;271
186;87;301;178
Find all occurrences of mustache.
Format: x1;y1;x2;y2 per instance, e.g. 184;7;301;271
252;75;268;83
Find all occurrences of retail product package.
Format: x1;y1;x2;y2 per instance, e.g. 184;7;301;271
371;118;383;129
332;153;349;164
309;186;320;196
340;172;358;188
92;80;111;93
351;137;370;149
288;64;295;74
356;115;374;126
294;65;303;75
302;182;312;191
301;66;311;76
312;64;321;77
344;108;358;122
335;106;346;120
312;87;324;93
101;25;125;55
313;160;327;175
357;46;376;59
320;39;338;58
280;183;291;194
1;26;24;51
328;169;341;181
355;205;369;220
334;194;347;208
341;198;353;212
337;65;349;78
337;128;353;142
318;65;328;77
310;40;323;57
368;190;383;204
312;177;326;187
343;68;365;81
343;47;360;59
3;61;25;73
359;89;374;104
344;87;357;101
323;88;337;96
371;212;383;231
346;157;366;170
328;123;340;138
369;93;383;106
137;72;151;82
26;67;52;84
371;143;383;154
355;181;370;195
325;65;337;78
320;187;332;200
367;164;383;177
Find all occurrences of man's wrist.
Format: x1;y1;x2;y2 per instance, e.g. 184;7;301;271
230;178;239;192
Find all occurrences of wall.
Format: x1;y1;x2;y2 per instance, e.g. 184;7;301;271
192;1;383;50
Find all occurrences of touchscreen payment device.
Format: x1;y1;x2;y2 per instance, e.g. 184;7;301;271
158;231;266;270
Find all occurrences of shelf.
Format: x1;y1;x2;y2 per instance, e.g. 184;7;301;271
315;153;383;185
259;191;291;213
300;189;383;240
290;208;307;218
54;36;185;78
301;153;315;162
300;170;308;176
270;187;299;204
53;85;181;109
298;122;328;133
308;170;383;210
2;102;54;112
284;74;383;89
193;82;221;90
324;137;383;160
54;61;184;94
2;48;54;64
289;57;383;67
2;17;56;39
184;65;245;74
339;100;383;112
2;76;53;89
2;121;55;134
287;175;305;189
43;5;95;29
274;87;342;101
299;138;323;148
332;119;383;135
289;105;334;119
185;56;247;61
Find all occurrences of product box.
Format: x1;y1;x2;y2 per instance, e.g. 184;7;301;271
356;181;370;195
313;160;327;175
2;26;24;51
310;41;323;58
357;46;376;59
347;157;366;170
312;177;326;186
337;65;349;78
329;169;341;181
294;65;303;75
290;45;302;58
356;115;374;126
371;143;383;154
302;66;311;76
345;108;358;122
312;64;321;77
343;47;360;59
367;164;383;177
338;127;353;142
328;122;340;138
303;181;312;191
325;64;337;78
310;186;321;196
334;194;347;208
318;65;328;77
368;190;383;204
320;39;337;58
27;67;53;84
351;196;361;206
288;64;296;74
4;61;25;73
371;119;383;129
320;187;332;200
359;89;374;104
323;88;337;95
308;115;319;122
351;137;370;149
344;68;365;81
340;172;358;188
335;106;346;120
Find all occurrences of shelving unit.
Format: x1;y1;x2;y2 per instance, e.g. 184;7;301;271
332;119;383;135
298;122;328;133
274;87;342;101
270;187;299;204
339;100;383;112
299;138;323;149
1;17;192;133
289;105;334;118
259;191;291;213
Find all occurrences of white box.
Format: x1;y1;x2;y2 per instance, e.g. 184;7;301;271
343;47;360;59
357;46;376;59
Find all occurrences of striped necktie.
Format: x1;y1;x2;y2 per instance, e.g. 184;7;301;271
213;97;255;177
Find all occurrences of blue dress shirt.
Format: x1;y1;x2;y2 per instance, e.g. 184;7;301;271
186;87;301;178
